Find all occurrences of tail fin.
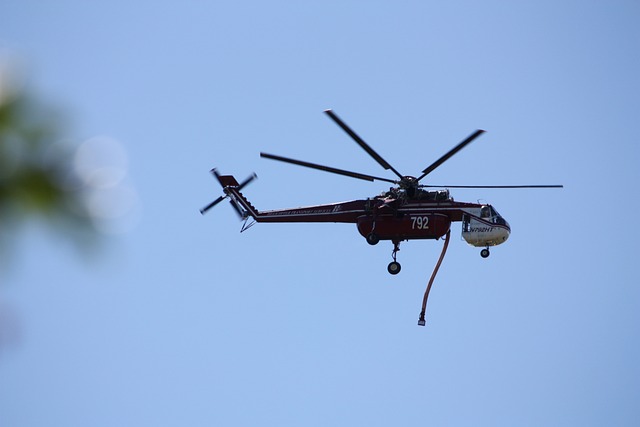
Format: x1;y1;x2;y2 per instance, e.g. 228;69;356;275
200;169;258;218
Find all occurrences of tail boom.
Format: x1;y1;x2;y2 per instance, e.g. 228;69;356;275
226;186;365;224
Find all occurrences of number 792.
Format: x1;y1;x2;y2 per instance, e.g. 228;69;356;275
411;216;429;230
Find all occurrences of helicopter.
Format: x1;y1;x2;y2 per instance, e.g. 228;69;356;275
201;109;562;324
201;109;562;269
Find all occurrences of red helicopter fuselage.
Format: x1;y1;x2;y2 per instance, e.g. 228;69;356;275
221;175;510;250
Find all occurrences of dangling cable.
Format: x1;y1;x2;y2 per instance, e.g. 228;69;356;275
418;229;451;326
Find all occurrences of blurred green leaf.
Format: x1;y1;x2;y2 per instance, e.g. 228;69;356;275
0;78;98;257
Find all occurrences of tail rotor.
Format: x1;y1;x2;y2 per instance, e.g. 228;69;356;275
236;173;258;191
199;195;226;215
200;169;257;216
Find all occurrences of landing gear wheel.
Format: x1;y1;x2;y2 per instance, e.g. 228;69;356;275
480;248;490;258
387;261;401;275
366;233;380;245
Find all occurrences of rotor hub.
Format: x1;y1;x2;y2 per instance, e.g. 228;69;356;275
399;176;419;189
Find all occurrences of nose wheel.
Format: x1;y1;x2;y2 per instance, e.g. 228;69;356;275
480;248;490;258
388;241;402;274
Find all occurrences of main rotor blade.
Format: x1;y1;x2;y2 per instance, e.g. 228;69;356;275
324;109;404;180
417;129;485;182
200;195;226;215
420;184;564;189
260;152;398;184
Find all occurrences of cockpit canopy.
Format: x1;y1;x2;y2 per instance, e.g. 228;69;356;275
480;205;507;225
480;205;493;218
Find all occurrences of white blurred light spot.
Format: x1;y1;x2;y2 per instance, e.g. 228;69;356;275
74;135;142;234
74;136;128;189
86;184;138;220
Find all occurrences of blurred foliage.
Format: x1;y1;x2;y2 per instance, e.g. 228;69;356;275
0;81;97;258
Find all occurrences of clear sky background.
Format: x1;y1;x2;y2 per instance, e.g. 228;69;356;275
1;1;639;426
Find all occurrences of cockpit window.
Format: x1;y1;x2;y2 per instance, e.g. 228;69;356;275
480;206;491;218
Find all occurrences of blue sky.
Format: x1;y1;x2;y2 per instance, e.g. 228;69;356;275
1;1;639;426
